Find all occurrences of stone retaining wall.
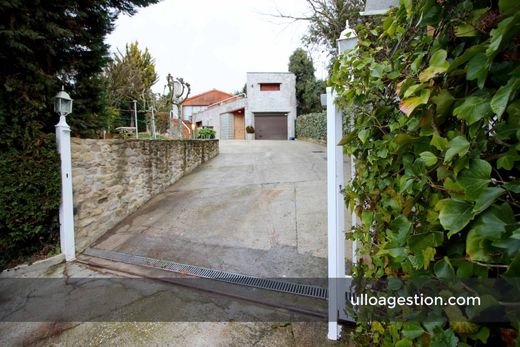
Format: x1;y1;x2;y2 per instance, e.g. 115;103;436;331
71;139;219;251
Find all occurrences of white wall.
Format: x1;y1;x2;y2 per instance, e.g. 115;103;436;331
246;72;297;139
192;98;247;138
183;105;207;120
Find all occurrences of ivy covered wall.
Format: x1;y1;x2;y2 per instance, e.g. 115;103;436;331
331;0;520;345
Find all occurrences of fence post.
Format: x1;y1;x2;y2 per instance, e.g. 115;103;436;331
151;106;157;139
55;115;76;261
327;87;346;340
133;100;138;139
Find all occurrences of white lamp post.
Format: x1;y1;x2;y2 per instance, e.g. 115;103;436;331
337;19;359;267
327;21;358;341
54;86;76;261
336;20;358;55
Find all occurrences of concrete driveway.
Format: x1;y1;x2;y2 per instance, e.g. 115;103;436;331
93;140;330;277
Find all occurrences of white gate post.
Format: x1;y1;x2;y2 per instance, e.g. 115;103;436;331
327;87;346;340
55;115;76;261
133;100;139;139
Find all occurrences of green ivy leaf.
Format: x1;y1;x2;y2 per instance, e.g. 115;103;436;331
383;247;407;259
492;238;520;257
436;199;474;236
399;89;431;116
411;54;425;73
432;89;455;116
496;149;520;170
431;329;459;347
402;0;413;18
388;70;401;79
419;151;438;167
419;49;449;82
403;83;426;98
491;77;520;118
499;0;520;15
457;159;492;200
453;96;493;125
473;187;505;214
504;252;520;277
424;321;444;334
338;132;356;146
430;49;448;67
390;215;412;246
395;338;413;347
444;177;465;197
467;228;494;262
466;53;488;89
487;14;520;58
434;257;455;278
422;247;436;270
504;180;520;193
409;231;444;252
471;204;513;239
358;129;370;144
430;132;449;151
370;63;385;78
448;45;485;73
455;23;477;37
444;136;470;163
497;155;514;170
402;322;424;339
455;260;474;277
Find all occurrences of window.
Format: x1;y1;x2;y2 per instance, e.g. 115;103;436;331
259;83;281;91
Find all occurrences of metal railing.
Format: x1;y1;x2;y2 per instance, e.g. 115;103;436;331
191;93;246;116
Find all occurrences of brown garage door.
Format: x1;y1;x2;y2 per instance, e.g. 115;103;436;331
254;113;287;140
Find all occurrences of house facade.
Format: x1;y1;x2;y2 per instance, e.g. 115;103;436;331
190;72;297;140
182;89;236;121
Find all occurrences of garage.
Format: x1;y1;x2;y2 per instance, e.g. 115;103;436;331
254;113;288;140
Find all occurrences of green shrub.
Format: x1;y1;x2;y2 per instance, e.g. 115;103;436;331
246;125;255;134
0;134;61;270
197;127;216;139
331;0;520;344
296;112;327;141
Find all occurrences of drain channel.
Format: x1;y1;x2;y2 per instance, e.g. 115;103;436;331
84;248;328;300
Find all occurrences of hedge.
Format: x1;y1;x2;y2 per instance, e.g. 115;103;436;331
0;134;61;270
331;0;520;345
296;112;327;142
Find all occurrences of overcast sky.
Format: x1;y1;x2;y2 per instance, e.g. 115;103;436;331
106;0;328;96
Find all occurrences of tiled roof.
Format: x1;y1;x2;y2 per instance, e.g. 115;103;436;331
182;89;235;106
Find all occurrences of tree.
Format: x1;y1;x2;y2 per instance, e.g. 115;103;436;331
105;41;159;110
288;48;325;115
0;0;158;268
275;0;364;65
233;83;247;96
0;0;159;140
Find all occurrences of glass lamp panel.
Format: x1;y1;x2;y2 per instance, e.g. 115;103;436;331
338;38;357;55
54;98;61;114
64;99;72;115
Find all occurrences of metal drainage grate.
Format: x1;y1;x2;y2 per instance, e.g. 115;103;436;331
84;248;328;300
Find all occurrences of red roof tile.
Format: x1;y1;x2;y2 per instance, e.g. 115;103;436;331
182;89;236;106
